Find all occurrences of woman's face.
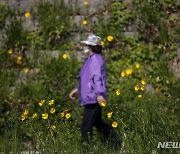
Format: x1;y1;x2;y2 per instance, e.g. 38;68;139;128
82;45;92;54
82;45;90;53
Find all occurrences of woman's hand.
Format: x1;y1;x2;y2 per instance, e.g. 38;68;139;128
69;88;78;100
97;95;106;106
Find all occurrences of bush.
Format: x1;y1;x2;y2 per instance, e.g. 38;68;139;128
0;3;6;29
2;17;29;53
35;0;72;49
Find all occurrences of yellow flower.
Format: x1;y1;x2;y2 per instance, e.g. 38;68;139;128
48;100;54;106
155;87;159;93
23;109;29;116
17;60;22;64
61;112;65;118
32;113;38;119
121;71;125;77
141;79;146;85
21;115;26;121
126;68;133;75
134;85;140;91
39;100;45;106
62;53;68;59
140;86;144;91
138;94;142;99
83;1;88;5
61;109;69;118
101;101;106;107
8;49;13;55
42;113;48;119
82;20;87;25
112;121;118;128
107;112;113;119
116;89;121;95
50;108;56;114
51;125;56;130
17;56;22;61
107;35;114;42
17;56;22;64
135;63;140;69
25;12;31;18
23;67;29;73
100;41;105;46
65;113;71;119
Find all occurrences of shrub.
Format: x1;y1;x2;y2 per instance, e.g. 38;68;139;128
0;3;6;29
2;17;29;53
35;0;72;49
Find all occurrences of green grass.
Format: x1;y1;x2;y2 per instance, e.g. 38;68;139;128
0;91;179;154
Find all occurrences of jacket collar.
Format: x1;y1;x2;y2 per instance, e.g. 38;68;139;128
84;52;96;61
81;53;96;76
88;52;96;59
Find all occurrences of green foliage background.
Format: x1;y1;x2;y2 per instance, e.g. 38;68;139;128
0;0;179;153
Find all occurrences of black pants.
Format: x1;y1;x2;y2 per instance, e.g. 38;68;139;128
81;103;119;142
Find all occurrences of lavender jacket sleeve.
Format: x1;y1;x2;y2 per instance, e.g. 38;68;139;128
89;56;106;97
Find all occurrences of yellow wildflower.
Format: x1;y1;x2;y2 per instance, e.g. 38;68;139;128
32;113;38;119
140;86;144;91
155;87;159;93
100;41;105;46
51;125;56;130
141;79;146;85
107;112;113;119
39;100;45;106
50;108;56;114
48;100;54;106
17;56;22;64
107;35;114;42
83;1;88;5
135;63;140;69
101;101;106;107
112;121;118;128
25;12;31;18
8;49;13;55
134;85;140;91
82;20;87;25
23;109;29;116
62;53;68;59
42;113;48;119
17;60;22;64
61;109;69;118
17;56;22;61
121;71;125;77
138;94;142;99
126;68;133;75
65;113;71;119
116;89;121;95
21;115;26;121
61;112;65;118
23;67;29;73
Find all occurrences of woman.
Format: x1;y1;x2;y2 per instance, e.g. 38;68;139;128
69;34;121;146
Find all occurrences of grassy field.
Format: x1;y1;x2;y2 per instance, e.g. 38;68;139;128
0;0;180;153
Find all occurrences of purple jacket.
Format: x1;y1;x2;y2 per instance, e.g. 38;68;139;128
77;53;107;106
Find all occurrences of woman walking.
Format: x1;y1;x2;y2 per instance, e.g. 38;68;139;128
69;34;121;147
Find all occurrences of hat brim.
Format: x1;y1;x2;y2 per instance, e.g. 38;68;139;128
80;40;99;46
